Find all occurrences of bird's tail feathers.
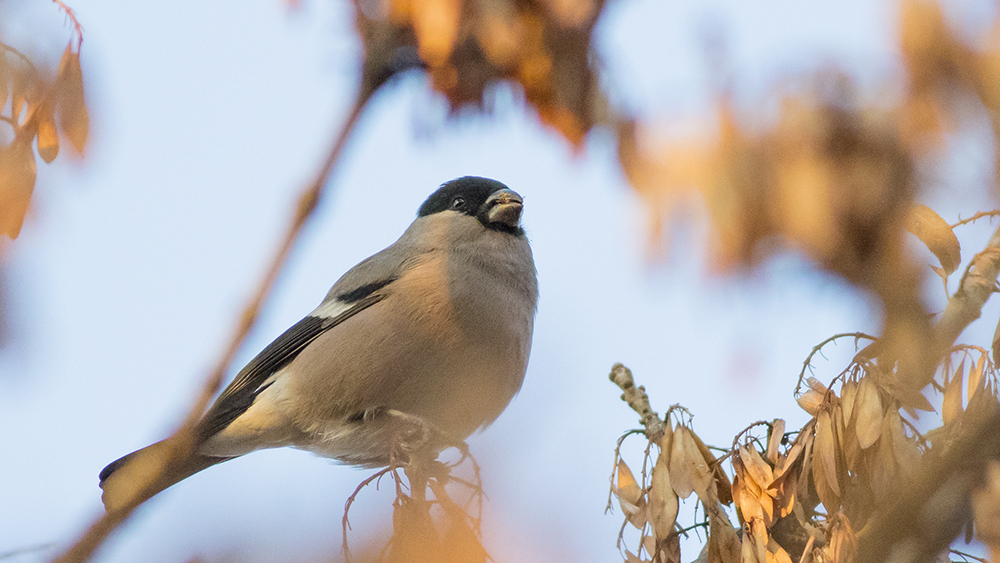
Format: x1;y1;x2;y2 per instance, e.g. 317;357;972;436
99;440;230;513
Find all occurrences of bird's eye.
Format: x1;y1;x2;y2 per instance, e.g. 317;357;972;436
451;197;465;209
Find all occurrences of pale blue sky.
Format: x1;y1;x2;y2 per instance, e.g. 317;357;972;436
1;0;997;562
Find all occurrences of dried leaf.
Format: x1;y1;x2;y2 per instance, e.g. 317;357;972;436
0;139;37;238
907;204;961;274
774;420;813;479
0;62;8;112
854;377;884;449
993;316;1000;365
707;502;741;563
741;527;759;563
660;421;674;464
616;458;643;520
841;380;858;426
670;426;712;499
797;390;824;416
751;518;768;563
943;358;965;424
56;45;89;155
766;419;785;465
686;428;733;504
806;377;828;394
887;410;920;473
970;354;986;401
734;472;763;523
813;410;840;511
37;107;59;164
766;537;794;563
649;453;679;541
973;461;1000;561
741;446;774;492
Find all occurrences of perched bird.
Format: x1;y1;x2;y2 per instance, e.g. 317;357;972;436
99;177;538;512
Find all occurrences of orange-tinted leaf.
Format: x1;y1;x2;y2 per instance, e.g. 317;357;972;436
741;446;774;491
616;458;643;511
943;358;965;424
37;108;59;164
648;454;678;540
0;139;37;238
57;45;89;155
409;0;461;66
907;204;961;274
854;376;883;449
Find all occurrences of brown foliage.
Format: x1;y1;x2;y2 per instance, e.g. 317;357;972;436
0;9;88;238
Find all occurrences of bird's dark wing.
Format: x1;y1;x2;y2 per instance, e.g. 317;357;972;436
197;291;387;440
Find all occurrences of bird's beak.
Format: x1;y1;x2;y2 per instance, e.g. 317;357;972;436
484;189;523;229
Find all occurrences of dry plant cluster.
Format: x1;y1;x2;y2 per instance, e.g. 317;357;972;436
0;0;87;238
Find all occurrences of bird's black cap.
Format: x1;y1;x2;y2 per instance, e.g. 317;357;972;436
418;177;525;235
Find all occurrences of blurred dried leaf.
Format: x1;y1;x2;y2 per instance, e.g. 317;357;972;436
943;358;965;424
649;453;679;541
0;139;37;238
841;380;858;426
37;105;59;163
906;204;961;275
56;45;88;155
969;354;986;400
854;377;883;449
973;461;1000;562
886;410;920;474
824;515;857;563
813;410;840;511
992;315;1000;365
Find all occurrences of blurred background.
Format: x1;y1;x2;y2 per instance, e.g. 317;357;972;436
1;0;999;561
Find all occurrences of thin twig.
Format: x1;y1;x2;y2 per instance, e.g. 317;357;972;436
50;82;378;563
50;0;84;49
342;466;394;561
794;333;878;396
951;210;1000;229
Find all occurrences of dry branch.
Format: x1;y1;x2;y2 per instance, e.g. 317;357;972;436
47;32;404;563
609;363;667;439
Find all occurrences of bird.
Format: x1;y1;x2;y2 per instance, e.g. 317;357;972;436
98;176;538;512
